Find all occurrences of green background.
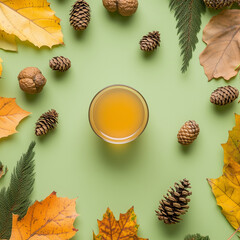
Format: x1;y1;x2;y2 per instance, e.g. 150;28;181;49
0;0;238;239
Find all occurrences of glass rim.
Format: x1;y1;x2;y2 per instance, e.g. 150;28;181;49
88;84;149;144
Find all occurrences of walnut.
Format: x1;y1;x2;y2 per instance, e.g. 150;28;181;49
18;67;47;94
102;0;138;16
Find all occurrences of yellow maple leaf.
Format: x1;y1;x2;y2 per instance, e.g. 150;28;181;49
222;114;240;165
0;97;30;139
94;207;148;240
10;192;78;240
208;114;240;231
0;31;17;51
0;0;63;48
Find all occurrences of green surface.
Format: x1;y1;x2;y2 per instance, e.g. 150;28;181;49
0;1;238;239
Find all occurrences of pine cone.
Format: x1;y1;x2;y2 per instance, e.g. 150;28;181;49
203;0;233;9
140;31;160;52
177;120;200;145
35;109;58;136
70;0;90;31
156;179;192;224
210;86;239;106
184;234;210;240
49;56;71;72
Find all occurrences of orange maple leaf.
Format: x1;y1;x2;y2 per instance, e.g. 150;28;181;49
0;97;30;139
208;114;240;231
10;192;78;240
93;207;148;240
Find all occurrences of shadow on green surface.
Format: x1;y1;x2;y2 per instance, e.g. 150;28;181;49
102;10;135;26
0;134;16;145
23;92;44;103
35;127;59;144
178;142;197;155
51;69;71;81
91;132;149;170
141;49;159;60
71;27;90;41
212;102;236;115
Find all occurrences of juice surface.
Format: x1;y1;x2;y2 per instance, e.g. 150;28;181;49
91;87;146;141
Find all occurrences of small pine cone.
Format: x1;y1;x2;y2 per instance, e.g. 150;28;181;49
177;120;200;145
49;56;71;72
210;86;239;106
203;0;233;9
35;109;58;136
70;0;90;31
140;31;160;52
156;179;192;224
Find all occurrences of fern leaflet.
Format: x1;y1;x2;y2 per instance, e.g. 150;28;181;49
0;142;36;239
169;0;206;72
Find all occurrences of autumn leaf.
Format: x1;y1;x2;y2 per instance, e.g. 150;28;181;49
0;161;7;179
10;192;78;240
0;31;17;52
222;114;240;165
208;114;240;231
0;97;30;139
94;207;148;240
0;58;3;77
0;0;64;48
199;10;240;81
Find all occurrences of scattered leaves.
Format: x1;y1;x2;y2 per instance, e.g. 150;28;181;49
0;161;7;179
184;233;210;240
0;97;30;139
93;207;148;240
169;0;206;73
0;31;17;52
10;192;78;240
200;10;240;81
208;114;240;231
0;0;64;48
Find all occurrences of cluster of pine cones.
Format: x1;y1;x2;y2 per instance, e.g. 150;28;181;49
69;1;161;52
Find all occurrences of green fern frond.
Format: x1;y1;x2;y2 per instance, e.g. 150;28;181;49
185;233;210;240
0;142;36;239
169;0;206;73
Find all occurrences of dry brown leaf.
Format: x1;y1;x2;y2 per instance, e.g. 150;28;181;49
199;10;240;81
0;161;7;179
0;97;30;139
10;192;78;240
0;31;17;52
208;114;240;231
0;0;63;48
94;207;148;240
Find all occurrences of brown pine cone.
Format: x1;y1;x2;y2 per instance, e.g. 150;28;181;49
35;109;58;136
70;0;90;31
140;31;160;52
156;179;192;224
210;86;239;106
203;0;233;9
177;120;200;145
49;56;71;72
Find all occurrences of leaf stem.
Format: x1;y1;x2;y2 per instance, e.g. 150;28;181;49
227;226;240;240
235;63;240;71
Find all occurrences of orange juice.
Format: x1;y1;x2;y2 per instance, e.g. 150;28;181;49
89;85;149;144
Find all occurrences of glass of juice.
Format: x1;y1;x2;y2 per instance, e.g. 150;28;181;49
89;85;149;144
